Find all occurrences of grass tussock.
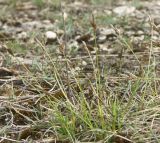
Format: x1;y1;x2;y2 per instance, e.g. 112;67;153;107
0;0;160;142
34;20;160;142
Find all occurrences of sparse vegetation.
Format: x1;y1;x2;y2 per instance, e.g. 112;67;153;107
0;0;160;142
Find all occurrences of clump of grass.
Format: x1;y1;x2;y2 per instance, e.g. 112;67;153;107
38;16;160;142
6;40;27;55
5;1;159;142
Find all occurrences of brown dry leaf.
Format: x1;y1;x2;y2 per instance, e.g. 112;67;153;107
81;44;95;51
18;126;32;139
76;33;91;43
110;135;132;143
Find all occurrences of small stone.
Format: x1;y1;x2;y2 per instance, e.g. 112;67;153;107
99;44;109;51
143;23;150;28
152;36;158;40
125;31;135;36
42;20;54;29
45;31;57;43
99;28;116;36
75;67;81;71
113;6;135;16
131;35;144;43
152;30;159;36
17;31;28;40
56;29;64;35
104;10;112;15
82;61;87;66
42;20;51;24
98;35;106;43
137;31;144;35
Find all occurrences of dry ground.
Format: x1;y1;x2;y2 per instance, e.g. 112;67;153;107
0;0;160;142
